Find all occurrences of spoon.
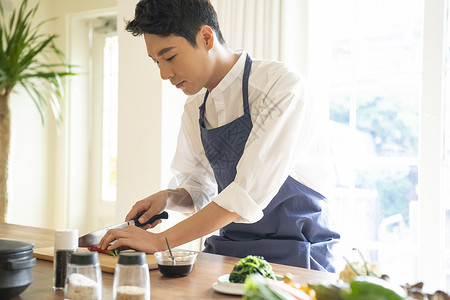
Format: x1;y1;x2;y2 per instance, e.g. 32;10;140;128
165;237;175;265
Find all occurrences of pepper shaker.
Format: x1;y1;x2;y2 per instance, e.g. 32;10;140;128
53;229;78;290
65;252;102;300
113;252;150;300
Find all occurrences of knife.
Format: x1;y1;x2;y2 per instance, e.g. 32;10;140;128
78;211;169;247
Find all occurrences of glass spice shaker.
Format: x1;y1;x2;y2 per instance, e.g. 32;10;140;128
65;252;102;300
53;229;78;290
113;252;150;300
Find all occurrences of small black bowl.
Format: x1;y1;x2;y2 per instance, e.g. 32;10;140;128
154;250;197;278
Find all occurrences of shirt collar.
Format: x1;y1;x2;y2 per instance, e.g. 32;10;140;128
208;50;247;99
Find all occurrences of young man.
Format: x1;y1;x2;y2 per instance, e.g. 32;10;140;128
99;0;340;272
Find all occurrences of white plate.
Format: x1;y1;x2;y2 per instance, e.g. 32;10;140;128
212;282;245;295
212;274;283;296
217;274;236;283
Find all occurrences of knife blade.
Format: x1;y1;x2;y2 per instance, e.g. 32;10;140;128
78;211;169;247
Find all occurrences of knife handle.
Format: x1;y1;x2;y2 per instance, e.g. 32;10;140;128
133;211;169;227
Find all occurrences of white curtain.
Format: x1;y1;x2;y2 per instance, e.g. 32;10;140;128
211;0;308;74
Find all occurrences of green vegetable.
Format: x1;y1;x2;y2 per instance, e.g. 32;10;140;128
229;255;276;283
341;276;407;300
109;248;120;256
309;283;347;300
244;274;296;300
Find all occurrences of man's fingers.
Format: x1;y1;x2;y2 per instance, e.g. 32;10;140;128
104;227;147;251
98;227;129;249
98;230;114;249
98;223;154;250
125;206;142;222
141;224;152;230
137;210;152;224
106;238;125;250
150;219;162;228
125;200;150;221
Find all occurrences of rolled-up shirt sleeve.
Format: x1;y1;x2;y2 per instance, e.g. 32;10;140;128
212;182;263;223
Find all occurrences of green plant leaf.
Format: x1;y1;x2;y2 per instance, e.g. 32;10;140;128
0;0;74;125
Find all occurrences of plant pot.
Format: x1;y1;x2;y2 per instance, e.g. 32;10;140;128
0;239;36;300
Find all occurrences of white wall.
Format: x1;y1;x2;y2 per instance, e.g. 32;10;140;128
5;0;55;228
4;0;118;229
8;88;51;227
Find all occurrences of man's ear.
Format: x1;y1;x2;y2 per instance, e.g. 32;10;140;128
199;25;214;50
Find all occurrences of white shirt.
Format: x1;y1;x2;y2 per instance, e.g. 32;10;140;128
169;51;333;224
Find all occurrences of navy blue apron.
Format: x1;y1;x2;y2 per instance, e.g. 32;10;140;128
199;54;340;272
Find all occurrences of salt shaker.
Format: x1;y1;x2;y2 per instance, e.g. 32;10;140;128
113;252;150;300
65;252;102;300
53;229;78;290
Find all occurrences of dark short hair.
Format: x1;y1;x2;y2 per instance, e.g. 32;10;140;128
125;0;226;46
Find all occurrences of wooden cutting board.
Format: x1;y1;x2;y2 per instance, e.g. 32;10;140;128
33;247;158;273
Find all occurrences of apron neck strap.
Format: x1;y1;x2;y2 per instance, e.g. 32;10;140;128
199;53;252;126
242;54;252;115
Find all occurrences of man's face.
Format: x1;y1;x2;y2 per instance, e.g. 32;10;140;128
144;33;211;95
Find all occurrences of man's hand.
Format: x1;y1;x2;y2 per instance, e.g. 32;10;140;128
97;188;192;251
97;190;237;253
125;190;171;229
97;225;164;253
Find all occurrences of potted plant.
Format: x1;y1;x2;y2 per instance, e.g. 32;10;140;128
0;0;73;222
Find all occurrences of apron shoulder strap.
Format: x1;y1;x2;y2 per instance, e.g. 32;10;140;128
242;54;252;115
199;53;253;127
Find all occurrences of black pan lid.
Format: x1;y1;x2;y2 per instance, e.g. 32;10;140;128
0;238;33;255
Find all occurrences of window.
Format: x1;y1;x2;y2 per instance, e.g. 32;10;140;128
101;36;119;202
444;0;450;290
66;12;118;232
88;16;119;229
310;0;423;284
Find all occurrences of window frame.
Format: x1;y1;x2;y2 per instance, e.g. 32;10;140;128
419;0;447;288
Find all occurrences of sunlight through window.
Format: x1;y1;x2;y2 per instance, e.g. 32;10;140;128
101;36;118;202
310;0;423;284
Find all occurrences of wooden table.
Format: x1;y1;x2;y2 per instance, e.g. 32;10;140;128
0;223;337;299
